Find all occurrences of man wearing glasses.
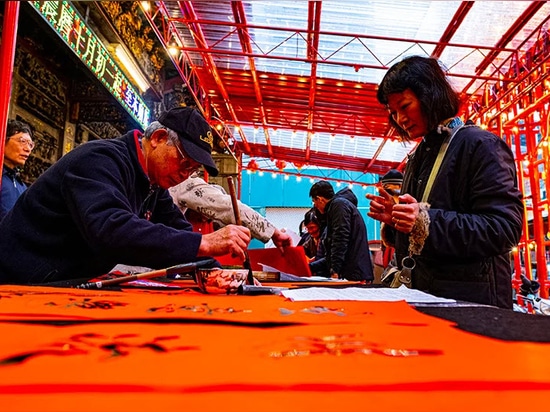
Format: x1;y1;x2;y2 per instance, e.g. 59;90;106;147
0;119;34;221
0;107;251;285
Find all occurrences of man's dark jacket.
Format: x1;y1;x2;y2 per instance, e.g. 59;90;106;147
0;131;202;284
0;165;27;221
310;188;374;281
385;122;523;309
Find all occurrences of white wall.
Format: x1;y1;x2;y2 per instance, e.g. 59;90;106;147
263;207;310;248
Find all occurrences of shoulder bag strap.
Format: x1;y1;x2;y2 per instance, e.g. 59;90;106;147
420;125;464;203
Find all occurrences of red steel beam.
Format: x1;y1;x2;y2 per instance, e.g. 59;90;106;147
166;1;252;152
231;1;272;158
164;21;512;85
304;1;322;163
431;1;474;59
462;1;545;93
0;1;20;190
142;2;206;115
160;43;509;85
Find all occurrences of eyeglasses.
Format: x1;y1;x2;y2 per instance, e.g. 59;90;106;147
174;143;201;174
11;136;35;150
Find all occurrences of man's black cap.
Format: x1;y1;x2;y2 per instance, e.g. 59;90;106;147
158;107;219;176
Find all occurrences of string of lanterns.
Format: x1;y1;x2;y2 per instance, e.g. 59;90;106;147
243;159;376;189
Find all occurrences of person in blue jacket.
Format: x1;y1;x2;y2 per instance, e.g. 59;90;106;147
366;56;523;308
0;119;34;221
309;180;374;282
0;107;251;285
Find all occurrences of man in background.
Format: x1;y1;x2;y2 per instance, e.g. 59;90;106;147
380;169;403;203
0;119;34;221
372;169;403;280
308;180;373;282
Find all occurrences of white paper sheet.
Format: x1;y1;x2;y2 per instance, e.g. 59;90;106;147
260;264;346;282
281;285;456;304
279;273;347;282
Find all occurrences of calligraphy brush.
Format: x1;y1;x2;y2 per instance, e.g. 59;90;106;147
226;176;255;285
75;259;215;289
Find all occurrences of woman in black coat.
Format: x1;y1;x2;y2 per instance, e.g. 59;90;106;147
367;56;524;309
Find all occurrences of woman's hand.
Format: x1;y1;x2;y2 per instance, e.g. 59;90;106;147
366;187;395;226
391;194;420;233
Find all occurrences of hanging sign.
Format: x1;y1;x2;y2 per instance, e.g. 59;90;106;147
30;1;150;128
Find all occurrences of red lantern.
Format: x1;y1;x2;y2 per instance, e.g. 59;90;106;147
247;159;259;173
275;159;287;170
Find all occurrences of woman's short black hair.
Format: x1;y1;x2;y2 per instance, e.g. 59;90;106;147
376;55;461;141
309;180;334;199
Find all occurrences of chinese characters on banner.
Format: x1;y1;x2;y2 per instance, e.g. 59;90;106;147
31;1;150;128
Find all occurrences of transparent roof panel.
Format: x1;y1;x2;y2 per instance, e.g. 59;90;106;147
229;1;549;89
439;1;530;94
246;1;453;84
155;0;550;177
235;126;415;163
168;0;550;90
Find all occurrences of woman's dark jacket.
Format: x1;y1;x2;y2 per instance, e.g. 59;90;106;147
386;121;523;309
310;188;374;281
0;131;202;284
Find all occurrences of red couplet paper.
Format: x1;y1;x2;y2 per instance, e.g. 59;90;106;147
248;246;311;276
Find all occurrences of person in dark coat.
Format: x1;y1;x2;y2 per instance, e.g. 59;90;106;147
0;107;251;285
309;180;374;282
0;119;34;221
380;169;403;203
366;56;524;308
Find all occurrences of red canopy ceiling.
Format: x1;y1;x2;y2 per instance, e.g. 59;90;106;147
142;1;550;178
